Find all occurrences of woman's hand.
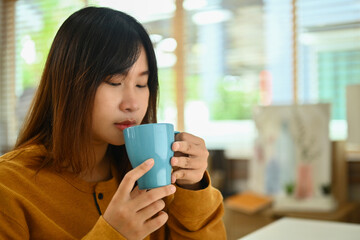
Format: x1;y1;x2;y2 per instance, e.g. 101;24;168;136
103;159;176;240
171;132;209;190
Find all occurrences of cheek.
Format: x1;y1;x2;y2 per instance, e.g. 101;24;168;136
91;102;106;136
141;91;150;114
92;86;114;125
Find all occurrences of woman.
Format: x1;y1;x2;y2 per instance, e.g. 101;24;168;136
0;7;226;240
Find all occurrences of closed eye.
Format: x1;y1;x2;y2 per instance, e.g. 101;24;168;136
107;82;121;86
136;84;148;88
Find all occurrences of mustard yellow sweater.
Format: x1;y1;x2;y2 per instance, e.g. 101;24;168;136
0;145;226;239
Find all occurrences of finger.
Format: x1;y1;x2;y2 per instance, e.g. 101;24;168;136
172;141;206;156
144;211;168;233
172;169;203;184
175;132;204;145
130;186;147;199
171;156;206;170
116;159;154;197
137;199;166;221
130;184;176;212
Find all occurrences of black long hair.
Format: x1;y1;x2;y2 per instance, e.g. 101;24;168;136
16;7;158;175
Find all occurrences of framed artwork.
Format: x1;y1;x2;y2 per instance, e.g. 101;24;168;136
250;104;331;200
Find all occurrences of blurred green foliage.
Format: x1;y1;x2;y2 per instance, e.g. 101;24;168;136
211;80;259;120
18;1;84;89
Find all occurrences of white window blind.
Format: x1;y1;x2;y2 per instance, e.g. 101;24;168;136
266;0;360;120
297;0;360;120
0;0;16;153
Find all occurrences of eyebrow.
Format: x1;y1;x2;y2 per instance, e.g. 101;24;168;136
114;69;149;79
139;70;150;76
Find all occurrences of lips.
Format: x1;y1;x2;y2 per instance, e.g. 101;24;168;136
114;120;136;131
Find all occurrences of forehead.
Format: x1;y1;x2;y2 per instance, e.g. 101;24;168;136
137;46;148;65
109;49;149;80
127;46;149;73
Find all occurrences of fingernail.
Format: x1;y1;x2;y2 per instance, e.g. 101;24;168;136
172;158;178;165
173;142;179;150
145;159;154;166
170;185;176;193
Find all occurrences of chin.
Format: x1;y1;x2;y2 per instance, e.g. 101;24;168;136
108;142;125;147
111;143;125;147
109;135;125;146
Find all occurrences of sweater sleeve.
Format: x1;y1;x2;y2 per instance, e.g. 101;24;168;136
166;171;227;240
0;211;29;239
82;216;127;240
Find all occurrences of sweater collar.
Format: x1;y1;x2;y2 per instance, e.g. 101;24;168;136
20;144;120;194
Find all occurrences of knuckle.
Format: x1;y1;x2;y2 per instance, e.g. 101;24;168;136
123;173;136;184
184;157;190;168
141;161;149;170
186;143;192;152
147;192;158;202
179;132;186;139
154;213;167;225
155;200;165;211
204;149;209;158
117;207;128;217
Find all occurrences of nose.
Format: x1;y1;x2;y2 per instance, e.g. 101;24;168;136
119;88;140;112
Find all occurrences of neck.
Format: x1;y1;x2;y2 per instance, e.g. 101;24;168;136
80;143;112;183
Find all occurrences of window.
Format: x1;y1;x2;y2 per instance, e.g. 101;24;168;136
1;0;359;155
15;0;85;123
297;0;360;121
0;0;86;153
265;0;360;141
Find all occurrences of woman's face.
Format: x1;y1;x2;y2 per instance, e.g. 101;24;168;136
91;47;150;146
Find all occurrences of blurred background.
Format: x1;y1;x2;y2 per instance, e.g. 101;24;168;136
1;0;360;239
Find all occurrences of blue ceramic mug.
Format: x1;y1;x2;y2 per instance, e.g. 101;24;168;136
124;123;176;189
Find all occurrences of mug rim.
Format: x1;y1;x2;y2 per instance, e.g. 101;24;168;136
124;123;174;132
